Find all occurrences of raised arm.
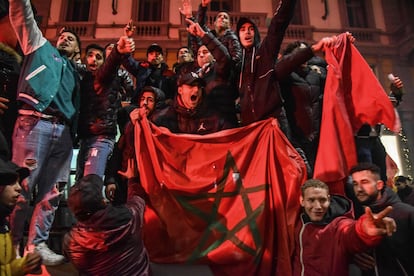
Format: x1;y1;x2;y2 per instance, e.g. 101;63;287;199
260;0;297;61
360;206;396;237
196;0;211;28
96;35;135;84
8;0;47;55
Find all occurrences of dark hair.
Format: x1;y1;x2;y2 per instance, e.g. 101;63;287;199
301;179;329;196
59;28;82;56
176;46;193;59
214;10;230;21
85;43;105;60
349;163;381;180
395;175;411;183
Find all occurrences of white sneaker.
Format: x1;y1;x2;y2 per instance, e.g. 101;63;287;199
14;245;21;259
35;242;65;266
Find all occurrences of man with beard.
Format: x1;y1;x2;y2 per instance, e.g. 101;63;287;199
105;86;166;205
350;163;414;275
8;0;81;265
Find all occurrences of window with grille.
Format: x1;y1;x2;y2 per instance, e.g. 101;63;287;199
66;0;90;21
291;2;303;25
346;0;368;28
139;0;162;21
209;0;233;12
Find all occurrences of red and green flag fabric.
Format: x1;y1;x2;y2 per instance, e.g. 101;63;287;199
133;118;306;276
313;33;396;194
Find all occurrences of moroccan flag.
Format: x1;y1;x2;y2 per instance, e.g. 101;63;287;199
313;33;396;194
134;118;306;276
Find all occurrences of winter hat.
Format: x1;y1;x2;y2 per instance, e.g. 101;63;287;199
176;71;205;87
0;158;30;186
146;43;163;55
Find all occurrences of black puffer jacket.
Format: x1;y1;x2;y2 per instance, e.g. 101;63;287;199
280;63;325;142
152;95;233;135
196;4;242;70
63;196;150;275
77;48;124;139
200;32;239;126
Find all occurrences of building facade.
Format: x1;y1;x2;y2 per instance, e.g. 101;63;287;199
32;0;414;176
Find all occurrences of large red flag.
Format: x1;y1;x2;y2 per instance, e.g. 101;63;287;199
134;118;306;276
313;33;396;194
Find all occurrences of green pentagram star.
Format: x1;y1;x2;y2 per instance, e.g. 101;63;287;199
174;151;269;263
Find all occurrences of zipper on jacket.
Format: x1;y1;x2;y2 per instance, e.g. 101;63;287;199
299;221;307;276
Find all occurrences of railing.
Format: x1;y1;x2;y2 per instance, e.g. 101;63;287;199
389;23;414;44
55;22;96;37
346;27;381;43
132;21;170;37
284;25;314;41
55;21;169;38
54;19;380;44
192;12;313;42
180;11;268;29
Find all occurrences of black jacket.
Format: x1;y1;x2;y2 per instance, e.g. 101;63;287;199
198;32;239;126
152;95;233;135
362;187;414;276
196;4;242;71
236;0;316;128
63;196;150;275
77;47;124;139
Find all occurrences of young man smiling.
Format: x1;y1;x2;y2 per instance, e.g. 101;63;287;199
293;179;396;276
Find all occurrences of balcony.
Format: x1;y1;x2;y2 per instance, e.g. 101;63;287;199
55;22;96;38
284;25;314;41
346;27;381;43
180;11;268;30
131;22;170;37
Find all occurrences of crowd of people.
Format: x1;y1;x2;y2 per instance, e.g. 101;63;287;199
1;0;413;275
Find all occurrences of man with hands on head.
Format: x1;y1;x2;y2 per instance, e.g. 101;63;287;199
292;179;396;276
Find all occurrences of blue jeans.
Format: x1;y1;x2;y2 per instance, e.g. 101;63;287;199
11;115;73;246
76;136;115;180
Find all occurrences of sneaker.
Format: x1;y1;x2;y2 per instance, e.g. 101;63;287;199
35;242;65;266
14;245;21;259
